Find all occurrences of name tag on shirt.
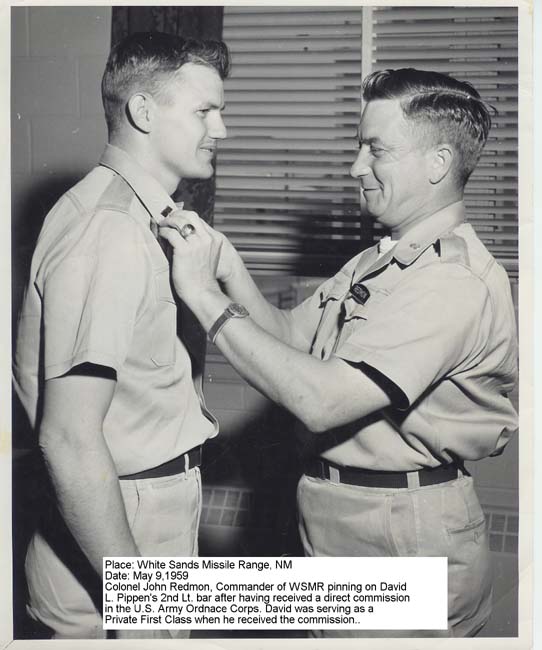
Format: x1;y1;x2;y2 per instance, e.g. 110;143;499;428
350;282;371;305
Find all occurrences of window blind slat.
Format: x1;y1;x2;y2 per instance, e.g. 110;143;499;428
215;213;361;224
375;48;518;60
371;7;518;21
225;25;362;38
230;52;364;65
219;151;359;163
225;11;363;27
226;6;357;14
216;188;361;202
225;117;358;129
219;140;357;152
376;35;518;47
374;62;517;74
228;37;364;52
229;63;362;77
225;102;360;115
374;20;517;35
225;80;361;92
216;177;358;191
225;127;358;138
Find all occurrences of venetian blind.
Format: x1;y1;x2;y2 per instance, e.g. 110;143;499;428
214;7;518;279
365;6;518;277
214;7;364;276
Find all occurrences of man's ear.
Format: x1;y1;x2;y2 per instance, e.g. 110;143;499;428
428;144;454;184
126;93;154;134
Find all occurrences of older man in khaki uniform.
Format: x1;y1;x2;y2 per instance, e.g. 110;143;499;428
159;68;518;637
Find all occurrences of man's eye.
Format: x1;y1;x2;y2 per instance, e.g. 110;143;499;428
370;147;384;155
196;109;210;116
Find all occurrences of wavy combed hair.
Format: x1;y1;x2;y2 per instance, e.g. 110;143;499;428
102;31;231;137
363;68;493;187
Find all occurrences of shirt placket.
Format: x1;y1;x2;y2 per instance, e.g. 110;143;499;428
151;203;218;432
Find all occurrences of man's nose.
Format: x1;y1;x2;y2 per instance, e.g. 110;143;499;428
209;112;227;140
350;148;371;178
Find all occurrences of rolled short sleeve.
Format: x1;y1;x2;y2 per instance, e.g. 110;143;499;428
335;264;492;409
42;214;149;379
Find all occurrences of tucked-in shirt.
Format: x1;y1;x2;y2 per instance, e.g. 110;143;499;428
14;145;217;475
290;202;518;471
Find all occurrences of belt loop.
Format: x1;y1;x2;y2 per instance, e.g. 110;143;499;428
329;466;341;485
407;471;420;489
183;452;189;479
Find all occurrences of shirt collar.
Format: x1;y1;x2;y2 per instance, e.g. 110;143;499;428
353;201;465;280
393;201;466;266
99;144;179;226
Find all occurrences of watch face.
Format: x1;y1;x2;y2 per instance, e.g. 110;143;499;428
229;303;249;317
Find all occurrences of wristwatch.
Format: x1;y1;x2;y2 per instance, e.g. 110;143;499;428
208;302;250;344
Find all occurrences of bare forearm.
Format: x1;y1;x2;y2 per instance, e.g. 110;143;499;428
217;324;327;431
221;258;307;350
186;289;390;432
40;429;140;578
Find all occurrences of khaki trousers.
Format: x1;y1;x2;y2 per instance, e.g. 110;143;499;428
297;473;492;638
25;466;202;639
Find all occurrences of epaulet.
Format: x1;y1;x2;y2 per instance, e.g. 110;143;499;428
437;232;470;267
95;173;135;214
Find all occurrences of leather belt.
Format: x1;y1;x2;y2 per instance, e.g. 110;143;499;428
304;457;464;489
119;445;202;481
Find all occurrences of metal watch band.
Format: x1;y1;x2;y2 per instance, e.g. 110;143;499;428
208;303;249;344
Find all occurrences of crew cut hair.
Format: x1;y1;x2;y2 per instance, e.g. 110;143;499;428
102;31;231;137
362;68;493;187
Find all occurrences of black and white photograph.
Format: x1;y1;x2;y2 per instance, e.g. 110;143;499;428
4;2;535;647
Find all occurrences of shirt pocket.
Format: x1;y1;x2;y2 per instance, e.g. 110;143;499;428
151;268;177;367
339;286;391;341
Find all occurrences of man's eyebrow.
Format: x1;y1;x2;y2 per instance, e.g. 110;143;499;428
355;126;380;145
197;101;226;110
356;134;382;146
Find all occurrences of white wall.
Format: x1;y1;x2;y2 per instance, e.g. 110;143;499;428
11;6;112;315
12;6;111;180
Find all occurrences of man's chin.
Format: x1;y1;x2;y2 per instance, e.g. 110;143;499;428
362;202;382;219
181;167;214;181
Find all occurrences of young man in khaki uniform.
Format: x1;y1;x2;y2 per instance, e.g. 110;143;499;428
13;32;229;639
160;68;518;637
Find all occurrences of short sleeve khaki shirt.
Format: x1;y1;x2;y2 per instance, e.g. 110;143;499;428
14;145;217;475
290;202;518;470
